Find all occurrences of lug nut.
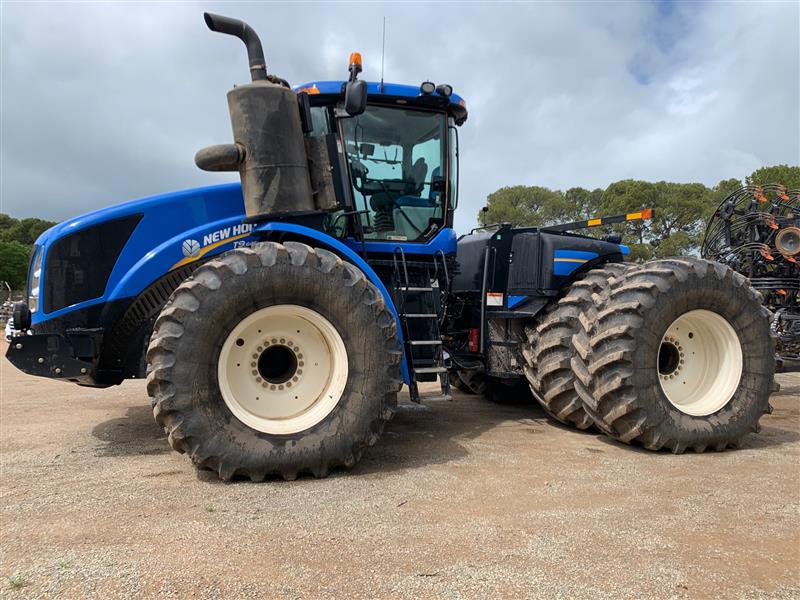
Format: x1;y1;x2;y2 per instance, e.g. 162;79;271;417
15;343;22;350
37;357;44;364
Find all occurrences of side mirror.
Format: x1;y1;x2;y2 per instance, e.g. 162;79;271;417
344;80;367;116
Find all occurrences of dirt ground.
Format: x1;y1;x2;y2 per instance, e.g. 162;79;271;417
0;340;798;599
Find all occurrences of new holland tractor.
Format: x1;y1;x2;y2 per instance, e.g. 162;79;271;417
6;14;777;480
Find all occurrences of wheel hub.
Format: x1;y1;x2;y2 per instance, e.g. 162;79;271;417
657;309;743;416
253;341;303;388
218;305;348;434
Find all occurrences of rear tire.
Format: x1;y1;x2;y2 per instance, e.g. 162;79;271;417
571;257;775;452
522;263;632;430
146;242;402;480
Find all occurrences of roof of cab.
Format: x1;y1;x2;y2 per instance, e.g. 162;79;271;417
293;80;468;124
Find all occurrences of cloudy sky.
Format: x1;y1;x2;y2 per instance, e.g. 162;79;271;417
1;1;798;233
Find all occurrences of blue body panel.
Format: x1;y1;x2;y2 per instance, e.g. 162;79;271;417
552;249;600;277
343;228;457;256
31;183;252;324
295;81;465;107
507;295;528;309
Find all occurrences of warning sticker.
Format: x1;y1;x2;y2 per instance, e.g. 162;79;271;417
486;292;504;306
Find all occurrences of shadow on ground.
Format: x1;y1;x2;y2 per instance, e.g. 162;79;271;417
88;385;798;478
89;392;553;477
351;396;551;477
91;405;170;457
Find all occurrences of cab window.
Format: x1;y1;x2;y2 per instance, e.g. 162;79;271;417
341;106;447;241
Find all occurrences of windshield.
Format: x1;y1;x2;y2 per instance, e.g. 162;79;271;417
341;106;447;241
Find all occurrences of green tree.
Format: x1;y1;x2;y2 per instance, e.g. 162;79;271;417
0;241;31;289
650;182;714;257
0;215;55;245
599;180;659;257
746;165;800;189
564;187;604;221
710;178;744;205
479;185;568;227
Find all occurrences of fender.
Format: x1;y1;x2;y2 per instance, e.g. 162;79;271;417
253;222;410;384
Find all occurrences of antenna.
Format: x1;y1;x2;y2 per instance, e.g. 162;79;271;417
380;16;386;93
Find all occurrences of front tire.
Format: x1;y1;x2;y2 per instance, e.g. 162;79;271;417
146;242;402;480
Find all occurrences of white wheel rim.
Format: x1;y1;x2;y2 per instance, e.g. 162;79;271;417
657;309;743;416
217;305;348;434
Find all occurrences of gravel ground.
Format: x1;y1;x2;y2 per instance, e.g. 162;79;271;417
1;340;798;599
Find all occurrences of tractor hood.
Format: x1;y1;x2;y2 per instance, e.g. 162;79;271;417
30;183;250;323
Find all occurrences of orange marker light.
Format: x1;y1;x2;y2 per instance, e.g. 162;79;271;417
641;208;654;220
349;52;362;67
297;84;320;95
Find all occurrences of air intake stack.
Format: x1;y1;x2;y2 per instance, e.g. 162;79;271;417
195;13;314;221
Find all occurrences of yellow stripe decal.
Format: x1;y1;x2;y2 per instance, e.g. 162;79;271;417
626;211;643;220
554;258;589;263
587;218;603;226
170;233;251;270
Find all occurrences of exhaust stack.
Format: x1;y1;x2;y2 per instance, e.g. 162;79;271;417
203;13;267;82
196;13;314;221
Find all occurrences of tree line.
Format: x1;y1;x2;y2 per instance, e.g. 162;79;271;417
479;164;800;261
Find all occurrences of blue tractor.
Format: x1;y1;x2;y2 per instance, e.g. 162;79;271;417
6;14;776;480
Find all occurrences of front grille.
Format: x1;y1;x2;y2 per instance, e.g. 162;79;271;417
43;214;142;313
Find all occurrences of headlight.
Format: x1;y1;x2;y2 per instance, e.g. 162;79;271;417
28;248;42;313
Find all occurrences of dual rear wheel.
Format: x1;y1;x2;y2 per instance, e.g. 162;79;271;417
522;257;774;452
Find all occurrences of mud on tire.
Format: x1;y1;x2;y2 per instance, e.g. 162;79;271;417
571;257;775;452
522;263;633;430
146;241;402;481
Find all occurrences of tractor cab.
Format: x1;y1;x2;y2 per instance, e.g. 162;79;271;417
294;79;467;247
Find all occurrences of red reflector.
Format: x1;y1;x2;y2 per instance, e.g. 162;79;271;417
469;328;479;352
